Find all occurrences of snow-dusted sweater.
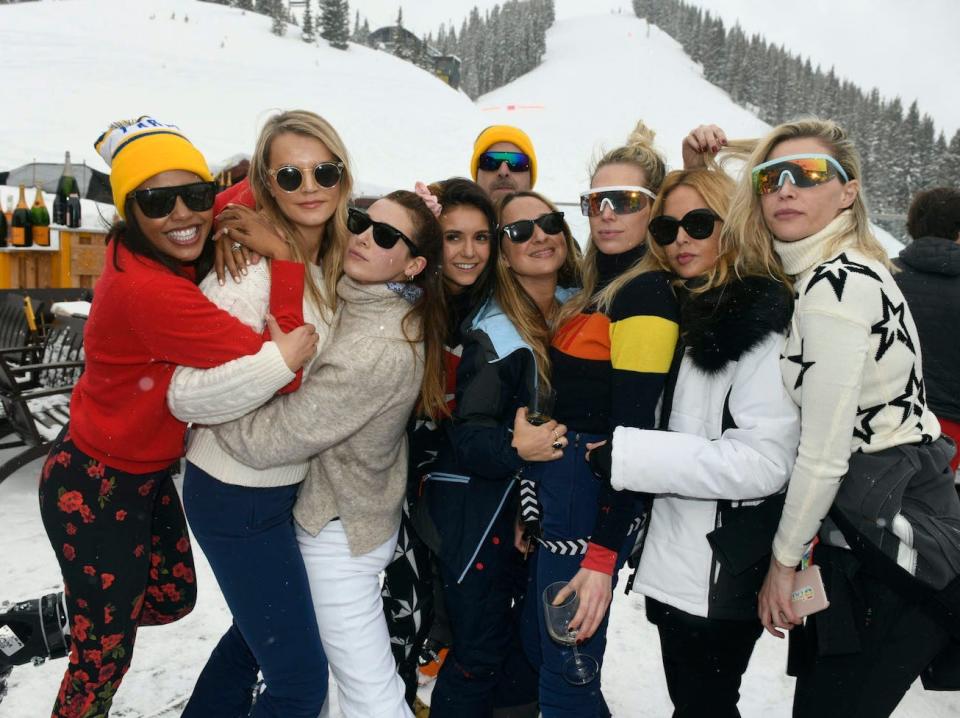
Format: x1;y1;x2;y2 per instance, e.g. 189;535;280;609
214;276;425;557
167;260;334;488
772;211;941;567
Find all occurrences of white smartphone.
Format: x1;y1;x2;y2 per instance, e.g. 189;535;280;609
791;564;830;617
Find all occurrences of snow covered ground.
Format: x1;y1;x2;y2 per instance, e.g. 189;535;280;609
3;449;958;716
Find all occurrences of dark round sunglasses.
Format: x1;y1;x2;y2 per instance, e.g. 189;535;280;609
268;161;344;193
477;151;531;173
347;207;420;256
500;211;565;244
128;181;218;219
648;209;721;246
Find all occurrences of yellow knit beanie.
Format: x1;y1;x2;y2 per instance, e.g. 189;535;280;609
94;116;213;219
470;125;538;187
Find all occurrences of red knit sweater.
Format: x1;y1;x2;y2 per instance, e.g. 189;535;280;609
69;241;304;474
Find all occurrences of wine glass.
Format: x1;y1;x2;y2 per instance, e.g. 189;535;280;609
542;581;599;685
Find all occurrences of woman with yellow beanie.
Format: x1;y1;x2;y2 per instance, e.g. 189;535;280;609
28;116;318;718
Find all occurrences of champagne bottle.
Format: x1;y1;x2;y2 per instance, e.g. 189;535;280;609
30;185;51;246
10;185;32;247
66;193;82;229
3;196;12;225
53;151;79;226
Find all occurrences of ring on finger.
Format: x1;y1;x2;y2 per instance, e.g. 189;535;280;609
231;241;243;252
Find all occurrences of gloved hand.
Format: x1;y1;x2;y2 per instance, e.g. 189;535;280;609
588;440;612;484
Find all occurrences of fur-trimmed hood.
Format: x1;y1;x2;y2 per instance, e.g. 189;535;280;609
681;276;793;374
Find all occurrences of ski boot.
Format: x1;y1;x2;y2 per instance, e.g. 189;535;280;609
0;592;70;669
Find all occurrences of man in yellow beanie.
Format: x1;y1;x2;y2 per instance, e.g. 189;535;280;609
470;125;537;202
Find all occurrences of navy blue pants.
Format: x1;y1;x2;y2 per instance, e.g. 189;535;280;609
522;431;633;718
430;504;538;718
181;463;328;718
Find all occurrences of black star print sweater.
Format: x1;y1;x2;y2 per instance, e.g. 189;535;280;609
772;211;941;567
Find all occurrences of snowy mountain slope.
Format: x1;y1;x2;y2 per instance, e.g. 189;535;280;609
681;0;960;136
0;0;479;191
476;12;769;199
350;0;959;136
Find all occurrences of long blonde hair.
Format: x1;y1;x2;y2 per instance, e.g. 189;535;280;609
722;118;890;274
558;120;666;327
496;191;581;390
248;110;354;314
600;168;789;306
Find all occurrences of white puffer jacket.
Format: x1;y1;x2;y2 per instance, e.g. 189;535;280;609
610;276;800;620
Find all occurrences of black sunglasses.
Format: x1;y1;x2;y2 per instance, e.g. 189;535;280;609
128;181;218;219
500;211;565;244
648;209;721;246
477;151;531;173
347;207;420;256
268;161;344;192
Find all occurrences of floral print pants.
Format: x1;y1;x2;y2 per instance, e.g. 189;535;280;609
38;430;197;718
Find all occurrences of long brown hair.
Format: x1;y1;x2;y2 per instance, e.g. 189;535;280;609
249;110;354;314
496;191;581;390
383;190;449;421
558;120;667;327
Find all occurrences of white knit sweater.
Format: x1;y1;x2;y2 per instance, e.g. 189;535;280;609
772;211;941;566
167;261;335;488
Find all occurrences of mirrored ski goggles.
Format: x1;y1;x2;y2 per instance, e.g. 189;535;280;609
477;151;531;173
648;208;721;246
751;153;849;195
500;211;565;243
580;186;657;217
268;161;344;192
347;207;420;256
128;181;217;219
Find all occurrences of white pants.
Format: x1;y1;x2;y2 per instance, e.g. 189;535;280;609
297;521;412;718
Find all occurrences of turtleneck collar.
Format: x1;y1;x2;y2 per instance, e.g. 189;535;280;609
337;274;412;305
596;243;645;291
773;210;856;278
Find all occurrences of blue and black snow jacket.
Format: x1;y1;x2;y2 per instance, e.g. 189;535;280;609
422;291;571;583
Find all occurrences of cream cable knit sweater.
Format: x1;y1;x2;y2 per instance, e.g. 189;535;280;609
214;276;425;557
772;211;941;567
167;261;335;488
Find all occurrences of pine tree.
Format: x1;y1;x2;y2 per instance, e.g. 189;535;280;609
947;130;960;188
235;0;253;10
397;6;403;28
320;0;349;50
302;1;316;43
260;0;286;37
